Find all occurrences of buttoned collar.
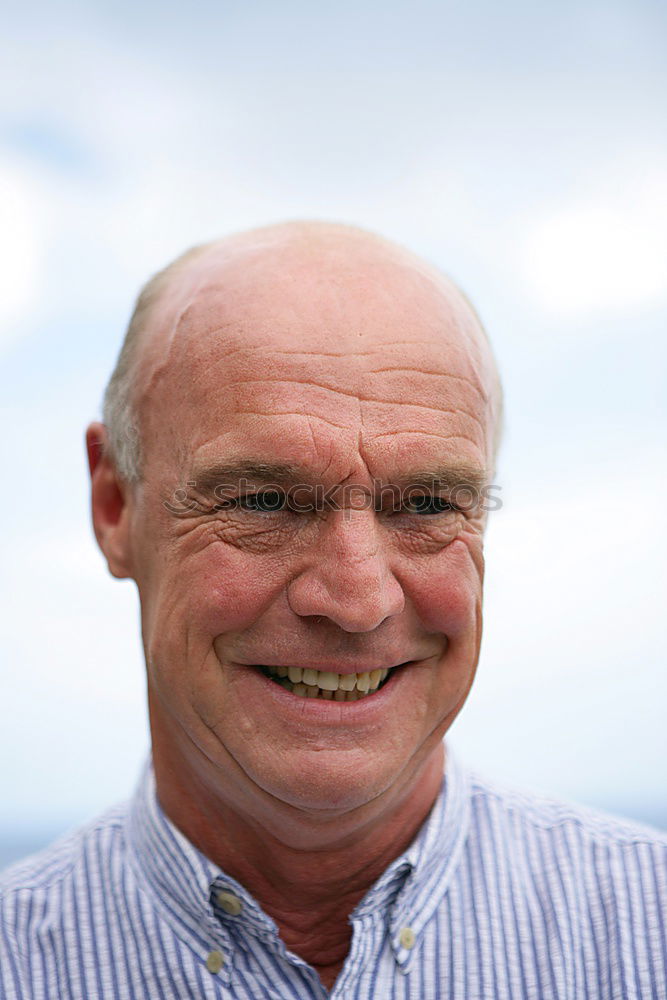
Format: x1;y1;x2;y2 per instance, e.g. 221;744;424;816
126;741;470;977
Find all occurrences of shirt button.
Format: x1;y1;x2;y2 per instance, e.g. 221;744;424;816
216;890;243;916
399;926;416;949
206;950;225;974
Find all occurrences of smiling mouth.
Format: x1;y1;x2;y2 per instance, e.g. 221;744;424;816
255;664;401;701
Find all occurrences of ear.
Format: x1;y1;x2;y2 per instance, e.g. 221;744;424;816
86;422;134;579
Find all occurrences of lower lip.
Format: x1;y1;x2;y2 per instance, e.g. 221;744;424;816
236;662;414;724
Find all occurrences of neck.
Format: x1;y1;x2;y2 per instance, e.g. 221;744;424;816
151;725;445;985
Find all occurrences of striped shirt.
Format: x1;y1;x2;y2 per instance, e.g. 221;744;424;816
1;746;666;999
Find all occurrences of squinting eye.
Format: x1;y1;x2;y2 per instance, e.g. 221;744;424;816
404;494;455;516
238;490;287;513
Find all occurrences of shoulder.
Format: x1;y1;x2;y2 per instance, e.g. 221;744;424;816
0;802;130;995
463;767;667;922
466;768;667;850
441;763;667;993
0;801;129;898
0;800;130;966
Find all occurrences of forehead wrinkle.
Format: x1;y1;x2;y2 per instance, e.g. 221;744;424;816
366;365;489;404
236;389;487;431
179;345;487;407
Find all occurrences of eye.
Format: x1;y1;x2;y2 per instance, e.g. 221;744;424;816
237;489;287;513
403;494;455;516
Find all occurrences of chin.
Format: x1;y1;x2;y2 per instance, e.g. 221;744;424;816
255;755;398;817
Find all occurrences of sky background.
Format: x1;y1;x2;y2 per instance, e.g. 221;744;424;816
1;0;665;865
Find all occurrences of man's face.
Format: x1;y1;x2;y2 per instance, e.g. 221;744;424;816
124;242;495;819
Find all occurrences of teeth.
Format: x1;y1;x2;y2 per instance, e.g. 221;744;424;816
317;671;340;691
262;663;398;701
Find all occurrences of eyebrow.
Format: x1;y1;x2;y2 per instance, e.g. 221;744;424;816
185;460;490;494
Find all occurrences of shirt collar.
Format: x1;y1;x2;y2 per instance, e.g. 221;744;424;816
126;741;470;972
125;759;228;956
351;743;471;970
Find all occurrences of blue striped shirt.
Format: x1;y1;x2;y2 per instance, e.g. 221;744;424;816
1;746;666;999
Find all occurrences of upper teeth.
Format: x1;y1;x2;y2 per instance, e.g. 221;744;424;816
270;665;389;692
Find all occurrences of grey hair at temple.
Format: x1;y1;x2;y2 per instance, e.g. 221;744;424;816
102;243;212;484
101;223;504;484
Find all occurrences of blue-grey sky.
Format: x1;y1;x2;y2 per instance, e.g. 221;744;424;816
1;0;665;848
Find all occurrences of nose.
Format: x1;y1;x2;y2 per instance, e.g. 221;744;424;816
286;509;405;633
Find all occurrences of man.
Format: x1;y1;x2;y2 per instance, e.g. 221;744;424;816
1;221;665;999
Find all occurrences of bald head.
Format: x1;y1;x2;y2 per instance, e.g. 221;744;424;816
102;221;502;483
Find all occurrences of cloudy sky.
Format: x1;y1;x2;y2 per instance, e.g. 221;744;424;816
1;0;665;855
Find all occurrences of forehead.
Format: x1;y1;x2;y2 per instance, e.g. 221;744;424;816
137;245;495;481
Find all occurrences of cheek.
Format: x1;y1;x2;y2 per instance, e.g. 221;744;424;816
404;539;484;638
179;549;286;637
139;546;281;665
144;553;282;720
